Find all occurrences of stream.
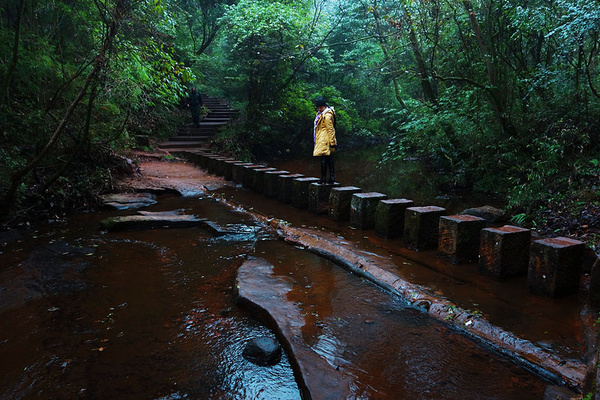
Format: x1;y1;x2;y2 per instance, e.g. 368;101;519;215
0;149;585;399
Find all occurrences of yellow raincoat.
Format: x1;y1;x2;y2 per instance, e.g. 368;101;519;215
313;107;337;157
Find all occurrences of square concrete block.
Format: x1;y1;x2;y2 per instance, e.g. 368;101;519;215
232;163;254;183
205;154;222;174
350;192;388;229
328;186;362;222
252;167;277;193
277;174;304;203
588;258;600;309
479;225;531;279
214;157;233;177
242;164;266;188
264;170;289;198
308;182;339;214
375;199;414;238
403;206;446;250
528;237;585;297
438;215;486;264
198;153;215;169
224;160;240;181
292;177;321;208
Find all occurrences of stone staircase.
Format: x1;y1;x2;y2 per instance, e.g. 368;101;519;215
160;95;238;150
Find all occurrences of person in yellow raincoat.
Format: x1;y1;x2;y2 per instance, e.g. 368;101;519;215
313;97;337;184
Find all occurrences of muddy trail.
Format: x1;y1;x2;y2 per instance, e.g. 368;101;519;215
0;153;597;399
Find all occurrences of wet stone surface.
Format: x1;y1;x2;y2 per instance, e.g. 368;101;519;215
101;193;157;210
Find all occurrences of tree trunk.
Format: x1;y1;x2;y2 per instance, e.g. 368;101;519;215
371;4;408;109
403;5;437;105
1;0;26;109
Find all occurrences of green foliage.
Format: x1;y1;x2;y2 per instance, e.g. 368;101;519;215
0;0;197;222
2;0;600;226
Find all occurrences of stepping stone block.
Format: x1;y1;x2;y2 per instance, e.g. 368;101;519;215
206;155;224;175
188;151;205;167
264;170;289;198
329;186;362;222
588;258;600;309
232;163;255;184
278;174;304;203
252;167;278;193
403;206;446;250
292;177;321;209
224;160;240;181
193;152;207;168
350;192;388;230
527;237;585;297
438;215;486;264
308;182;339;214
214;157;235;177
201;153;219;170
479;225;531;279
242;164;266;188
375;199;414;238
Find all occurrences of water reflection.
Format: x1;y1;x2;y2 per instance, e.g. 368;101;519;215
0;194;547;399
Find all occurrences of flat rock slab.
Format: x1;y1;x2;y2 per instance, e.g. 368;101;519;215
101;193;157;210
236;257;353;400
100;211;206;231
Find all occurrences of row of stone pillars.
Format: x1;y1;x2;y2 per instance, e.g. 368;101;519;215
191;151;588;299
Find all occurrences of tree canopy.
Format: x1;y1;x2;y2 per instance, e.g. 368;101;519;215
1;0;599;223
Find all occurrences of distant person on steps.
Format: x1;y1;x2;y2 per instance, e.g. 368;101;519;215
187;87;203;127
313;96;337;184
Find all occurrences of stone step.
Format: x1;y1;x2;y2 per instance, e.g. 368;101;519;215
206;112;236;118
160;141;207;149
202;117;231;123
169;136;212;142
177;125;215;132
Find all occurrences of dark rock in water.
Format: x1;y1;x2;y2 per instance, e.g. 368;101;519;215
242;336;282;366
460;205;508;224
542;385;579;399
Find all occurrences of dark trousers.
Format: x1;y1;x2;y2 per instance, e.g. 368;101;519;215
320;155;335;183
190;106;201;126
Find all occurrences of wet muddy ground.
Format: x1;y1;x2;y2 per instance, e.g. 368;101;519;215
0;156;591;399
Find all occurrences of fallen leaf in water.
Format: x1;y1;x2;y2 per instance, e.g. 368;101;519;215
48;307;60;312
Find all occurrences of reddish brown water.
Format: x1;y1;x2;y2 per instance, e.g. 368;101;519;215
0;192;556;399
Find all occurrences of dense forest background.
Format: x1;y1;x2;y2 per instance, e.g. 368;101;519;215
0;0;599;230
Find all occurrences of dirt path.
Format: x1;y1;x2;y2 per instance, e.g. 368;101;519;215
119;151;226;196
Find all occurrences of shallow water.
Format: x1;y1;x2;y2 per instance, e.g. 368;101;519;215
0;193;552;399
